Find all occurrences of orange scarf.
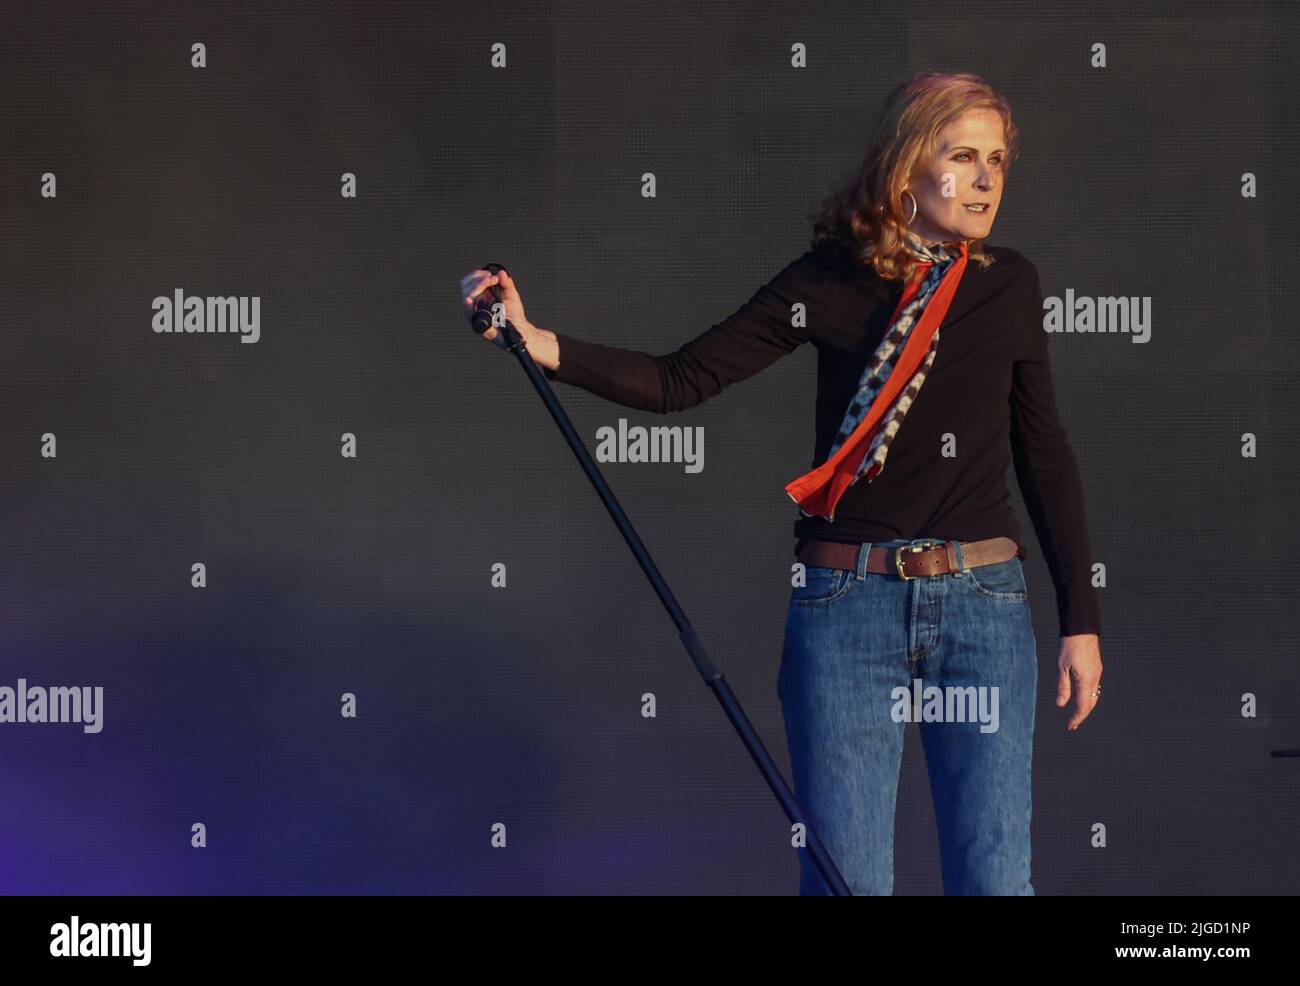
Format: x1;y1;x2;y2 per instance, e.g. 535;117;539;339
784;238;969;521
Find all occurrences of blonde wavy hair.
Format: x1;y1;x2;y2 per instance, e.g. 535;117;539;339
809;72;1020;283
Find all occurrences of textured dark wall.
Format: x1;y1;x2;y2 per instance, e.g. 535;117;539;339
1;0;1297;894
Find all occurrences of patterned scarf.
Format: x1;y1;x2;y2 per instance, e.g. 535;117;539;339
784;232;970;521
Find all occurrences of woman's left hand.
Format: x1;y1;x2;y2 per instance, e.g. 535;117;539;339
1056;634;1102;731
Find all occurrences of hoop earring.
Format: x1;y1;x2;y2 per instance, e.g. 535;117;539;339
902;189;918;225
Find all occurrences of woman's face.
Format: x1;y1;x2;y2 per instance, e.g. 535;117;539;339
904;107;1007;245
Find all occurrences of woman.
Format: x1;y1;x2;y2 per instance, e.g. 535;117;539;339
460;72;1103;896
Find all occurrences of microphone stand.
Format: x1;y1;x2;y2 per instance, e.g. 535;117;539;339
472;264;851;895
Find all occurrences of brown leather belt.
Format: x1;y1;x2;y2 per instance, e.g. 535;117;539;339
796;536;1019;581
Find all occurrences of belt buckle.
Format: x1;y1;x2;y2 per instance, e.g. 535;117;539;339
894;540;943;581
894;543;925;582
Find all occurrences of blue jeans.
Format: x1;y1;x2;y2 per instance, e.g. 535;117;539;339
777;537;1037;895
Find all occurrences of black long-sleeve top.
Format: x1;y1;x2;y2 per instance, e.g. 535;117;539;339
543;241;1102;637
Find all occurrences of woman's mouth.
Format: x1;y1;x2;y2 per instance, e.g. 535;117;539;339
963;203;990;213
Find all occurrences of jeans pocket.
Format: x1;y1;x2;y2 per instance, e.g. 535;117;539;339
791;565;853;606
965;557;1029;601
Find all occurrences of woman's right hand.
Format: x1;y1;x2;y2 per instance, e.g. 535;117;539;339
458;267;560;370
459;267;531;345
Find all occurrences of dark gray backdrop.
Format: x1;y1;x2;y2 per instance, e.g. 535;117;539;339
1;0;1297;894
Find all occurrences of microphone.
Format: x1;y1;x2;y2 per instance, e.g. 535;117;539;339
470;262;509;335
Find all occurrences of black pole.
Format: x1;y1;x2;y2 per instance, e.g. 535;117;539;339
476;273;851;895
